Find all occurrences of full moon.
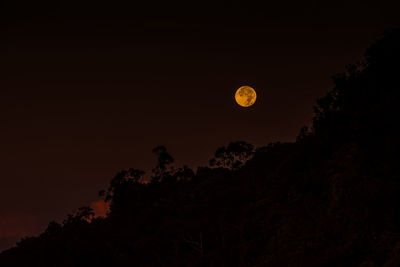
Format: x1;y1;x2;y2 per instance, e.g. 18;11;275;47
235;86;257;107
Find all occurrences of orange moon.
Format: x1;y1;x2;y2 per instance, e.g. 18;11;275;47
235;86;257;107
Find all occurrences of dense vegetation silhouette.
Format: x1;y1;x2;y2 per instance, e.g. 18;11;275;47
1;28;400;266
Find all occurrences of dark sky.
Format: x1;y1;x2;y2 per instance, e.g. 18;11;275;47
1;0;399;251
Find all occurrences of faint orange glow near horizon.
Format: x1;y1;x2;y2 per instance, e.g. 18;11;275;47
90;200;110;218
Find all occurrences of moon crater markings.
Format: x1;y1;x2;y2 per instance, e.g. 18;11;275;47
235;86;257;107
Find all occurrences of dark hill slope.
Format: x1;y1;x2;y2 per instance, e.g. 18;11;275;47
1;29;400;267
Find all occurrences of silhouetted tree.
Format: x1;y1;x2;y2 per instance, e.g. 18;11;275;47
151;145;174;183
172;165;195;182
40;221;62;238
63;206;95;225
101;168;145;202
296;126;311;142
209;141;254;170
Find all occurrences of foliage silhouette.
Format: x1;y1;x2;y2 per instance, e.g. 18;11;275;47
209;141;254;170
151;145;174;183
63;207;95;225
1;28;400;266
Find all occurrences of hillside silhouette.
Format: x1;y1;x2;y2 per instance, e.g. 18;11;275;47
1;29;400;266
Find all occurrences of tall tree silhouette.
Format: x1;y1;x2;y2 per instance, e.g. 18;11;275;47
151;145;174;183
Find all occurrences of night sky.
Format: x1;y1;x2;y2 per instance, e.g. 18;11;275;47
1;0;399;251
